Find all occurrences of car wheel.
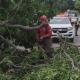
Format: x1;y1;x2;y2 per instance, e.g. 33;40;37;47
69;38;74;42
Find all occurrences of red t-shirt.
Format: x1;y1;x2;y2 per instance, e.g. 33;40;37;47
36;24;52;41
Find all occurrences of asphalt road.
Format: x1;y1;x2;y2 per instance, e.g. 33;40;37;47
52;28;80;48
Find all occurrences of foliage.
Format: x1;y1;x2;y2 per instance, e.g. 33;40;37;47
0;44;80;80
75;0;80;12
0;0;69;23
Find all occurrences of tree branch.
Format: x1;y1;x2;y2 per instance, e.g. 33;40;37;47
0;21;43;30
0;35;31;52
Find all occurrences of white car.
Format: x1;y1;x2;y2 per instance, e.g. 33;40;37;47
49;17;75;42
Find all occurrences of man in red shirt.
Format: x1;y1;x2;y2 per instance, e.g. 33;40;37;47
36;15;53;58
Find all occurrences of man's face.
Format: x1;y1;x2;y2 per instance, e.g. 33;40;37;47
40;20;48;25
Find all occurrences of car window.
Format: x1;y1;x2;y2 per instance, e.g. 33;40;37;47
50;17;70;24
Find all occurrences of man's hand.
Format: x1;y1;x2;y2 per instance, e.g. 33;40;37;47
40;34;49;40
40;36;44;40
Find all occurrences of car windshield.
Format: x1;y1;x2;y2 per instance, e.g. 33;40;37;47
50;17;70;24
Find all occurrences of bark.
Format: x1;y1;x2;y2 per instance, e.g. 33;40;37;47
0;20;43;30
0;35;31;52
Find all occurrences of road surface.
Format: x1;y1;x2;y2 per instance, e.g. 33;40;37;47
52;28;80;48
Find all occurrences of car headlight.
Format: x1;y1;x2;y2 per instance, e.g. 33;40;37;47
68;27;73;31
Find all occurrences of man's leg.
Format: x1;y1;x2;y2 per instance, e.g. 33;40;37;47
75;26;79;36
44;38;53;58
75;26;77;36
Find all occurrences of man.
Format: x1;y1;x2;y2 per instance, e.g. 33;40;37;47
36;15;53;58
75;18;79;36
